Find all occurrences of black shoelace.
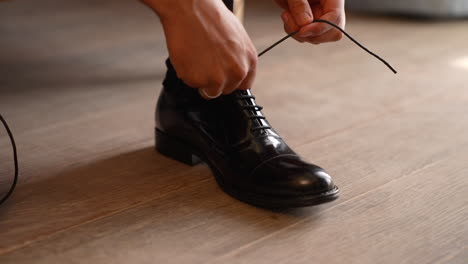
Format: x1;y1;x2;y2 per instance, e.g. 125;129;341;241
238;19;397;133
258;19;397;74
0;19;396;207
236;92;272;132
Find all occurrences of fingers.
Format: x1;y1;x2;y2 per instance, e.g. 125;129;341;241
237;60;257;91
198;79;224;100
198;56;257;100
181;71;221;100
302;11;345;44
304;29;343;44
279;0;346;45
281;11;304;42
298;10;345;38
282;10;343;44
273;0;289;10
199;88;222;100
225;54;257;93
221;58;248;95
286;0;314;26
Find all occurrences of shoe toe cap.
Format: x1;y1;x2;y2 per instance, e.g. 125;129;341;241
249;155;336;197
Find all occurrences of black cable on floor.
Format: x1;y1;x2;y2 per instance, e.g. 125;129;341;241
0;114;19;206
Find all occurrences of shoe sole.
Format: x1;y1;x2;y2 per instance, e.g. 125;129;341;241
155;128;340;208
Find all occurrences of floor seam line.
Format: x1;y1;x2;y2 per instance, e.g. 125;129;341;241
207;156;447;263
0;177;212;256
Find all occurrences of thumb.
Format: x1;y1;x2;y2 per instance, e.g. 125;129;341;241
287;0;313;26
298;11;344;37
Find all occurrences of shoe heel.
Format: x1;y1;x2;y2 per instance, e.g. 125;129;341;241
155;128;202;166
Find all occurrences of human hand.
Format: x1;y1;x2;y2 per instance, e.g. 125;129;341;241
274;0;346;44
143;0;257;99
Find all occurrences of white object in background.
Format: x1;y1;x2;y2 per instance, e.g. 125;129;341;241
346;0;468;17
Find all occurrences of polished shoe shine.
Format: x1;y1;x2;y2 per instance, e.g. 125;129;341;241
155;61;339;208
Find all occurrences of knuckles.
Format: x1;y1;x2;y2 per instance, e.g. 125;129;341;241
289;0;307;11
230;65;248;82
176;50;257;93
207;77;225;90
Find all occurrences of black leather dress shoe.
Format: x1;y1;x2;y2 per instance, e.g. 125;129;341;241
155;62;339;208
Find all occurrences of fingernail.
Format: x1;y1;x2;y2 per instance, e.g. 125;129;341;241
200;89;221;99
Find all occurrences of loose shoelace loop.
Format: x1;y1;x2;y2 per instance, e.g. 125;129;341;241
258;19;397;74
240;19;397;133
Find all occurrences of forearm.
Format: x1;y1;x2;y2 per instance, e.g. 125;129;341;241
141;0;221;21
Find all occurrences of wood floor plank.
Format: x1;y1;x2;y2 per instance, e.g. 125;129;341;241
210;149;468;264
1;81;467;263
0;62;461;253
1;0;468;262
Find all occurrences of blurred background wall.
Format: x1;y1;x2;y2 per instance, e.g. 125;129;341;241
347;0;468;17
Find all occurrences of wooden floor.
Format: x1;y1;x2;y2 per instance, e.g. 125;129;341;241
1;0;467;263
